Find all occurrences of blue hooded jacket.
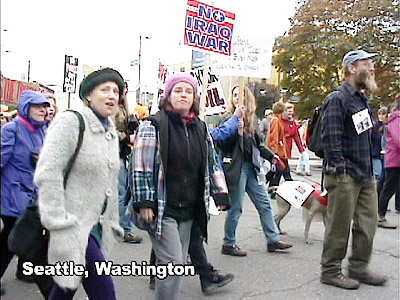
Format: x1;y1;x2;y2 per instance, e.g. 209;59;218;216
1;91;49;217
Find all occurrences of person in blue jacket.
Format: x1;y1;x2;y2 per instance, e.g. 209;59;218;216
1;91;50;290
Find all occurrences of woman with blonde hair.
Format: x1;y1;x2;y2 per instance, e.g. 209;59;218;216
217;86;293;256
45;94;58;122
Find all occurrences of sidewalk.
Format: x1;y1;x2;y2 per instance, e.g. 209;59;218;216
288;146;323;169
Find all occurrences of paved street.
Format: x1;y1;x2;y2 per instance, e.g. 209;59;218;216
2;161;399;300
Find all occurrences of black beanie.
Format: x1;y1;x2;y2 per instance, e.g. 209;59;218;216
79;68;125;100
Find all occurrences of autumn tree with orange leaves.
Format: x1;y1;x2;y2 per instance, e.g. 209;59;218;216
273;0;399;117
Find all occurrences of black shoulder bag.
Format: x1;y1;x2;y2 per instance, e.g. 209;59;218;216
8;110;85;261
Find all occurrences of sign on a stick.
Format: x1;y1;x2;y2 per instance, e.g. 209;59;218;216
63;55;78;93
184;0;235;56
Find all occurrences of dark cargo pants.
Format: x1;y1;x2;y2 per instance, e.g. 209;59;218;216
321;174;377;276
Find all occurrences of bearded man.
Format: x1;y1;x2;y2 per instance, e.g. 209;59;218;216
319;50;387;290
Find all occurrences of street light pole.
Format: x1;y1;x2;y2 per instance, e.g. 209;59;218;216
138;36;142;103
138;36;149;103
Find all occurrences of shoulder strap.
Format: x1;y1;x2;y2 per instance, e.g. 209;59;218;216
63;110;85;189
337;85;352;115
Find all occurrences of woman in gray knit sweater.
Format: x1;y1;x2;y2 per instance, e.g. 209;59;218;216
34;68;125;299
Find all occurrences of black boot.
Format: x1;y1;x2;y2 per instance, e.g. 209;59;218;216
200;268;234;294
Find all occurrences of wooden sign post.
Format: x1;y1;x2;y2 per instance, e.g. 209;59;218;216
238;76;245;135
199;53;210;121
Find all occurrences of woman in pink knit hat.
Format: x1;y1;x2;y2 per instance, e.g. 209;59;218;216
128;73;230;299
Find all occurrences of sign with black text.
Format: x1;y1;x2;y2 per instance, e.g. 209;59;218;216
63;55;78;93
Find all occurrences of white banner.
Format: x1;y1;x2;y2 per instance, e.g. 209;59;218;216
210;35;272;78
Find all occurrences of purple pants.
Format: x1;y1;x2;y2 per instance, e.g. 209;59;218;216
49;235;116;300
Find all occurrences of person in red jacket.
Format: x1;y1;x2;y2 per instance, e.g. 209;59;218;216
283;102;305;160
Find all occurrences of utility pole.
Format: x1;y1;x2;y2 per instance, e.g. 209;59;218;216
138;36;149;103
138;36;142;103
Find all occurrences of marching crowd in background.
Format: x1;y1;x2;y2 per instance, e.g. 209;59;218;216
1;49;399;299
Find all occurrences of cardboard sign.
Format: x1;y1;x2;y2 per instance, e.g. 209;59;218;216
190;68;227;115
184;0;235;56
63;55;78;93
210;35;272;78
155;64;226;116
276;181;315;209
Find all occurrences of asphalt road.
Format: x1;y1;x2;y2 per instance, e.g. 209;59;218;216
2;164;399;300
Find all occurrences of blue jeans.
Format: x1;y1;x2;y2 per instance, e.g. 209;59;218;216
224;162;280;246
118;157;134;235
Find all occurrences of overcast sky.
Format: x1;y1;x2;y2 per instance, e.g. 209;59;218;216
1;0;298;91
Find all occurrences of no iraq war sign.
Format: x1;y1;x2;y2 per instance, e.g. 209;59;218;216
184;0;235;56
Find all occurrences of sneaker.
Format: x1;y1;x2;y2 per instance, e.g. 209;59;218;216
267;241;293;252
305;172;312;176
320;273;360;290
377;219;397;229
200;269;234;294
348;270;387;286
123;233;143;243
221;245;247;256
16;269;35;284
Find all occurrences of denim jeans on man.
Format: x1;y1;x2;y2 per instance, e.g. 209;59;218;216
118;158;134;235
224;161;280;246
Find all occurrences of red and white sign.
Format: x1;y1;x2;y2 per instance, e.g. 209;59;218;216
184;0;235;56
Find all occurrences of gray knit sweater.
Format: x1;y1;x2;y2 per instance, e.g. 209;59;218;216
34;105;124;289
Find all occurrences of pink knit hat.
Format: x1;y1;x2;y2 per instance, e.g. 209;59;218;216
164;73;198;99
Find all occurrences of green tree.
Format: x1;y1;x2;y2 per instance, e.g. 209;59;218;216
273;0;400;117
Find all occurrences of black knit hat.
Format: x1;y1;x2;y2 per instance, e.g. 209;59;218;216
79;68;125;100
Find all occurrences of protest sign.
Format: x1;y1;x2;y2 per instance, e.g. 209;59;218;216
63;55;78;93
155;63;226;116
190;67;227;116
276;181;315;209
210;35;272;78
184;0;235;56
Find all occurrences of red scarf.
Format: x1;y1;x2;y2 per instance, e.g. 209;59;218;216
165;105;197;126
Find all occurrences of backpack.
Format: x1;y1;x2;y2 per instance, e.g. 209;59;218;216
306;87;352;159
306;106;325;158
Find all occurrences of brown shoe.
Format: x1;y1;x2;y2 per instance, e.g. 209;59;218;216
267;241;293;252
377;220;397;229
348;270;387;286
221;245;247;256
321;273;360;289
123;233;143;243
